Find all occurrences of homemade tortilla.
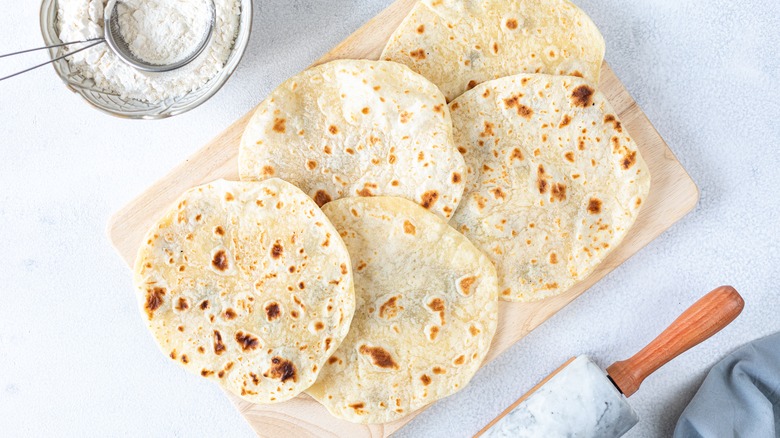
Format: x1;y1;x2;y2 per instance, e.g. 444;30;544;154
449;74;650;302
133;179;355;403
382;0;605;101
239;59;466;220
308;197;499;424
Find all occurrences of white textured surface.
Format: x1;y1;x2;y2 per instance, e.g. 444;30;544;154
0;0;777;437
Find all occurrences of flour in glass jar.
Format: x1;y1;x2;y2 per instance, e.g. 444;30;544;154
57;0;240;102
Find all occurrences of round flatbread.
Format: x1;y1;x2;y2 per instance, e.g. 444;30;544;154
133;179;355;404
307;197;499;424
381;0;605;102
239;59;466;220
449;74;651;302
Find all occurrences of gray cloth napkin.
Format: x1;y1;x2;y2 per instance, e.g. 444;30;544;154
674;332;780;437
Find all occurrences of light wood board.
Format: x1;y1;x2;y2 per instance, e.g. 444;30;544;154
107;0;699;436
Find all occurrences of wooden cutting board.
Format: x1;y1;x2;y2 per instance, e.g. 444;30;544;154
107;0;699;435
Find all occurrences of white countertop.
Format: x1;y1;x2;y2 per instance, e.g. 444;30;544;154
1;0;778;436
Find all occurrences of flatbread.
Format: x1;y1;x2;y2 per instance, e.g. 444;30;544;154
133;179;355;403
449;74;650;302
381;0;605;101
307;197;499;424
239;59;466;220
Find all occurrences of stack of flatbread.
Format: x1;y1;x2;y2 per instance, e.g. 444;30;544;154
132;0;650;425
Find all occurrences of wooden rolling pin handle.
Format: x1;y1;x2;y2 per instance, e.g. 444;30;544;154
606;286;743;398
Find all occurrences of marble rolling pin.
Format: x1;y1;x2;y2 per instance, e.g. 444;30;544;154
476;286;744;438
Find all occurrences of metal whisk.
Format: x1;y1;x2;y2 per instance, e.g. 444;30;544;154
1;0;215;82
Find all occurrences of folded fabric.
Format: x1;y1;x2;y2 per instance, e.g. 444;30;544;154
674;332;780;437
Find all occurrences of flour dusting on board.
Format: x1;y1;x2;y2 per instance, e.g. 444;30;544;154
57;0;240;102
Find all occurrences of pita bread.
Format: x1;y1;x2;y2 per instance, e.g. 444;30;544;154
307;197;499;424
133;179;355;403
449;74;650;301
239;59;466;220
381;0;605;101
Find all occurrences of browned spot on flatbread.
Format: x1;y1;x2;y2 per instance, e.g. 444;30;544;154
551;183;567;202
622;151;637;170
421;191;439;209
454;355;465;365
428;298;446;325
175;297;189;311
270;241;283;259
201;369;214;377
361;107;370;115
429;326;440;340
211;250;229;271
323;145;332;155
213;330;226;355
492;42;499;54
421;374;432;386
144;287;166;319
261;165;275;177
588;198;603;214
434;104;444;113
379;296;401;320
571;84;595;107
400;111;413;124
235;331;260;351
340;263;348;275
565;152;575;162
510;148;524;162
306;160;317;170
491;187;506;200
469;325;480;336
264;357;297;383
433;366;446;375
410;49;426;60
537;165;548;194
403;220;416;235
483;88;491;98
328;125;339;135
452;172;462;183
181;355;189;364
503;94;533;119
265;303;280;321
417;24;425;33
359;345;399;369
467;80;478;90
312;190;332;207
272;118;286;133
214;226;225;236
559;114;572;128
224;192;234;202
459;276;477;295
480;121;495;137
223;308;237;320
200;300;209;310
328;356;340;365
506;18;518;29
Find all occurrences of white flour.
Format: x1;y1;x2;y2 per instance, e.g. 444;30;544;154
117;0;211;66
57;0;240;102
